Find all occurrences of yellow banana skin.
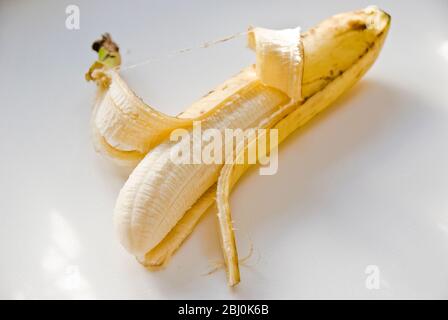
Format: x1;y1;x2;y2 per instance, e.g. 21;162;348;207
88;7;391;286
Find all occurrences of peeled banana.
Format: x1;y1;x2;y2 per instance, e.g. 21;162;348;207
87;6;390;286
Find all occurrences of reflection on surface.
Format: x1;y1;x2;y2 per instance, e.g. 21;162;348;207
437;213;448;235
439;224;448;234
50;211;81;259
40;211;94;299
438;41;448;61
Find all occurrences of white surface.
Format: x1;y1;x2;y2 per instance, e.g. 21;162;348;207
1;0;448;299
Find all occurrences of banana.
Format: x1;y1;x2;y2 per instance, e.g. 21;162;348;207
88;6;390;286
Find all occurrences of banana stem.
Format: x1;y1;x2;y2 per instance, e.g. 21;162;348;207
85;33;121;82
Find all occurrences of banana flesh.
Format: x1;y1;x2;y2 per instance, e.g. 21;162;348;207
115;83;289;258
88;6;391;286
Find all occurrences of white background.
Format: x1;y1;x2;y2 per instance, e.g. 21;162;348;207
1;0;448;299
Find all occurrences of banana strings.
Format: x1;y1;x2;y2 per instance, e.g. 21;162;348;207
118;30;249;72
